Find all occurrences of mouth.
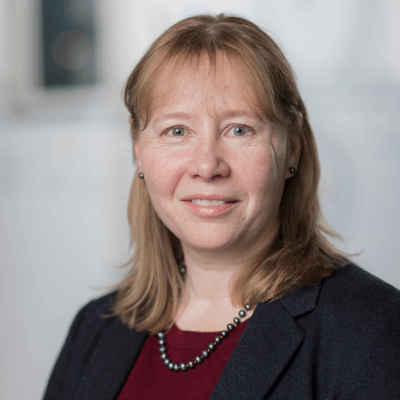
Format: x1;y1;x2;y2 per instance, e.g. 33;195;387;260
182;199;238;217
188;199;237;206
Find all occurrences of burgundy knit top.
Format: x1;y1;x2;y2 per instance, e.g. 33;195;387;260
117;319;249;400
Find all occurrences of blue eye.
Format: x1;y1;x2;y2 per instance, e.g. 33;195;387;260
231;126;249;136
167;127;187;137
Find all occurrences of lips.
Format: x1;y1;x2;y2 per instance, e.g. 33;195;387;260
181;194;238;202
183;199;238;217
190;199;229;206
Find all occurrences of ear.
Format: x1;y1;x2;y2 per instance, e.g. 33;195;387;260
285;133;301;179
130;118;142;171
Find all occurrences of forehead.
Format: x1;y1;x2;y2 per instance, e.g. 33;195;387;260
146;54;263;123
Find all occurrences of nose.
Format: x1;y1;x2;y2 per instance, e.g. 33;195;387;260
187;134;231;181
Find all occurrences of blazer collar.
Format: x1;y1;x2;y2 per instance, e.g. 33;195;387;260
73;283;321;400
209;282;322;400
279;281;321;318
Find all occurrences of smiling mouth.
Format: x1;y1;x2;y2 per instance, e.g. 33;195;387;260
183;199;238;217
189;199;236;206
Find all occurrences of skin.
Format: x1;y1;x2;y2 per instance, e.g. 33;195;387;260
132;56;300;331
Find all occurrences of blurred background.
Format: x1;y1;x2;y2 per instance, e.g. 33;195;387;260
0;0;399;399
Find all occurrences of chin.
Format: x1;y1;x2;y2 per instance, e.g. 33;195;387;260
182;234;238;252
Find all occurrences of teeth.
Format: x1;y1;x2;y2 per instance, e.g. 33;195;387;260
191;199;227;206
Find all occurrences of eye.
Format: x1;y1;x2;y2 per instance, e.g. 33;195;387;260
166;127;187;137
230;126;251;136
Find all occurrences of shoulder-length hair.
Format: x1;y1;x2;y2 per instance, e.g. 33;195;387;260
115;13;347;334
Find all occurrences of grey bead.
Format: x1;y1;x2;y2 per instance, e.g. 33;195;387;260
157;332;165;339
221;330;229;338
233;317;240;324
159;346;167;353
238;310;246;318
168;362;174;370
215;336;222;344
158;339;165;346
244;303;250;310
160;353;168;360
188;361;195;369
195;356;202;364
174;364;180;371
180;363;188;371
179;267;186;274
208;343;216;351
227;323;235;331
202;350;210;358
164;359;170;366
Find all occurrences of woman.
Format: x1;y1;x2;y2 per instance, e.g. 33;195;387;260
43;14;400;400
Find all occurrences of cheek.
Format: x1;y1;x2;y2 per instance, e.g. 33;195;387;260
142;146;185;199
237;144;285;211
236;146;278;187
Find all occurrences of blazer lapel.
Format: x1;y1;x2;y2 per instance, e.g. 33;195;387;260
72;317;147;400
210;283;321;400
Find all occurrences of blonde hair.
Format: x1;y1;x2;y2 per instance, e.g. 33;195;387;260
115;13;347;334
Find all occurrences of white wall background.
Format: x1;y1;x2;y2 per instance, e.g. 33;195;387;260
0;1;399;399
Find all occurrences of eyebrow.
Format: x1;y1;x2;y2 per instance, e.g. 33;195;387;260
152;109;260;125
219;109;259;120
152;112;193;125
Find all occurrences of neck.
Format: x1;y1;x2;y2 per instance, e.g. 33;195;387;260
174;248;253;332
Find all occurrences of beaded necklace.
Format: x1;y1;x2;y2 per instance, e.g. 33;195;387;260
157;265;251;372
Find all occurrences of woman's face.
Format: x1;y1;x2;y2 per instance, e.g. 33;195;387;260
134;57;299;261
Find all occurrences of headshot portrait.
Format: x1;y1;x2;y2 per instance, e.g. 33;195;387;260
1;2;399;400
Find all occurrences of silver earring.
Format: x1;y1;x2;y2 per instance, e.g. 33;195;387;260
138;172;144;179
289;167;296;174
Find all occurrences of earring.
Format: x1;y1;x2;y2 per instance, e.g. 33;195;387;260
138;172;144;179
179;265;186;275
289;167;296;174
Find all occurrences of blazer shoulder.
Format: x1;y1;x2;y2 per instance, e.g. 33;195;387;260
67;290;118;336
324;262;400;300
82;290;118;318
313;263;400;396
319;262;400;320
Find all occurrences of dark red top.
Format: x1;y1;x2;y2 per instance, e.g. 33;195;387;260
117;320;249;400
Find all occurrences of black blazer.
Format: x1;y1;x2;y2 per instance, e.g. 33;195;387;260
43;263;400;399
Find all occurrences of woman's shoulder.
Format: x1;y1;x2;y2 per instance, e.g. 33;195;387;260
80;290;118;316
280;261;400;321
316;262;400;331
312;262;400;395
70;290;119;335
52;291;120;364
320;262;400;308
71;290;116;322
43;291;142;399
